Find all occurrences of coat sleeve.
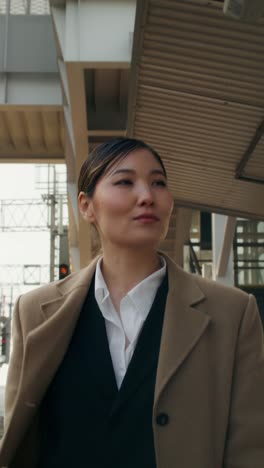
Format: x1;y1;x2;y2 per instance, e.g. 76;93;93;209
4;296;24;430
224;294;264;468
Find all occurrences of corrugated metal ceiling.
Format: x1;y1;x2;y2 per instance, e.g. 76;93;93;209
128;0;264;219
0;108;64;161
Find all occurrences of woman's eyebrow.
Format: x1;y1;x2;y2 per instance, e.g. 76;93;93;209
151;169;166;177
111;168;166;177
111;169;135;175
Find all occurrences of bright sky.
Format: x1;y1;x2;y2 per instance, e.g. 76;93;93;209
0;164;50;266
0;164;38;199
0;164;51;385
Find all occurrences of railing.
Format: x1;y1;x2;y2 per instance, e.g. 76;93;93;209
184;242;213;278
187;240;202;276
234;219;264;287
233;256;264;287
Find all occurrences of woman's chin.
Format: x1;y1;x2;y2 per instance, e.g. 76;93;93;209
113;235;163;251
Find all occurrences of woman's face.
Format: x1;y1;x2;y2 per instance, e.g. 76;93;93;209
79;148;174;251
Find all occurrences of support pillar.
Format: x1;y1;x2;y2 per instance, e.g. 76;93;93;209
50;0;136;270
212;214;236;286
173;207;193;267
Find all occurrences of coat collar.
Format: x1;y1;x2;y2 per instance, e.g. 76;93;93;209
41;255;99;320
40;252;210;406
26;253;209;410
47;252;204;310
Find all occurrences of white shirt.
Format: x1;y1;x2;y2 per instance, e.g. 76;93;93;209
94;257;166;389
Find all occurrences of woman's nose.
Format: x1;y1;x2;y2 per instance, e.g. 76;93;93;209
137;184;154;205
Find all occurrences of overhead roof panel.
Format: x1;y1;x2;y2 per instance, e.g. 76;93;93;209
0;108;64;161
128;0;264;219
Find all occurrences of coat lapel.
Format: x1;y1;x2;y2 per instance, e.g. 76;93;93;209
0;258;99;464
23;257;99;406
154;254;211;409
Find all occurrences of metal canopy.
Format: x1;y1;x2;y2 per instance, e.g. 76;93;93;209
0;107;64;162
128;0;264;219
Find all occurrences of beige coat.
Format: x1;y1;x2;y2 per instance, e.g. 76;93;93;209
0;254;264;468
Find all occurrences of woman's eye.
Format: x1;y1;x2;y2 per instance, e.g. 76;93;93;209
153;180;167;187
114;179;133;186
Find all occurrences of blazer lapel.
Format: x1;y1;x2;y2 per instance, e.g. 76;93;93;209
72;278;118;400
110;274;168;417
154;254;211;410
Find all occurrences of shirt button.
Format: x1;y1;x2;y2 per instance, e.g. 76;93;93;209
156;412;169;426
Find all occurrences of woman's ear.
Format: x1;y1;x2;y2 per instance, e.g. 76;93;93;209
78;192;95;223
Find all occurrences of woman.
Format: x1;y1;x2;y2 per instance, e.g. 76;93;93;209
0;138;264;468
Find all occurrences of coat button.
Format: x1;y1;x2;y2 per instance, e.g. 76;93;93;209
156;412;169;426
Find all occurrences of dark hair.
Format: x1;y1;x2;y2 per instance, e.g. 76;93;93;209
78;137;167;197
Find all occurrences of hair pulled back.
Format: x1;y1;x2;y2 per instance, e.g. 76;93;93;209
78;137;167;197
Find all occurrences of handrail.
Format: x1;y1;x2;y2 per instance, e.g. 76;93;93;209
188;240;202;276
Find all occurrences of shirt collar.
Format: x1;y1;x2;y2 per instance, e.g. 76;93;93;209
126;257;166;316
94;257;110;305
94;255;166;318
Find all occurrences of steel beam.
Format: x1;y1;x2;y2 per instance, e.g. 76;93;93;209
0;73;62;106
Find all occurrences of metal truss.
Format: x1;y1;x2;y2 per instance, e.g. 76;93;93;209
0;264;50;286
0;264;50;323
0;164;68;233
0;164;69;305
0;199;49;231
0;196;68;232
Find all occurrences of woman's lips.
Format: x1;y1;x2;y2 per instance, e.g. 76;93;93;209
133;214;159;222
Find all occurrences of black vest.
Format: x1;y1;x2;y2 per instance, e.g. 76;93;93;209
38;273;168;468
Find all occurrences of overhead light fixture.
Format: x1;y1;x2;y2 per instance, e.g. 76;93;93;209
223;0;264;21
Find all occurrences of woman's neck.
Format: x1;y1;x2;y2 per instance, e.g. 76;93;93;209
100;247;161;310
